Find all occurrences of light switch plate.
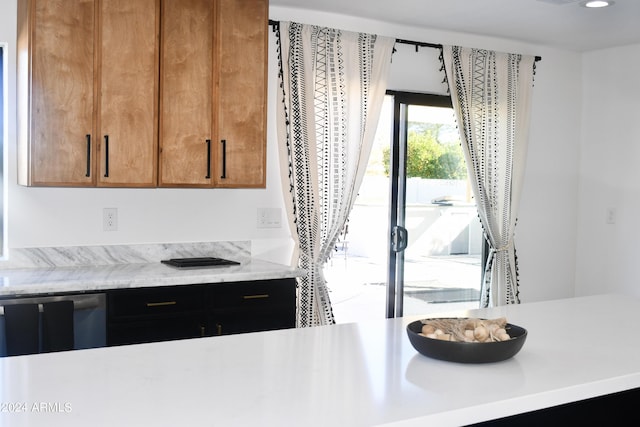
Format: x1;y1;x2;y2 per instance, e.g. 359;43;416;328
257;208;282;229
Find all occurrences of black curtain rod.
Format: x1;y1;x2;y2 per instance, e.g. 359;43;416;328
268;19;541;62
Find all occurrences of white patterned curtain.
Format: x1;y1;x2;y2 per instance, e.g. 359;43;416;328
275;22;394;326
441;46;536;307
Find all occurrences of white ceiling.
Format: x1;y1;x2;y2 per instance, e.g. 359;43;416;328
270;0;640;52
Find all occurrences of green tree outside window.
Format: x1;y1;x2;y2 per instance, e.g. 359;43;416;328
382;123;467;179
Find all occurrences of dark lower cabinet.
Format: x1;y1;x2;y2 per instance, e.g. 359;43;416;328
469;387;640;426
208;279;297;336
108;317;207;346
107;278;296;346
210;310;296;336
107;285;207;346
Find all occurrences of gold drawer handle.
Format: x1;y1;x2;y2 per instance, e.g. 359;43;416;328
243;294;269;300
146;301;177;307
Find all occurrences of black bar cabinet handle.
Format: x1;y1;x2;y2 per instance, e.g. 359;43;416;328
220;139;227;179
103;135;109;178
85;134;91;177
205;139;211;179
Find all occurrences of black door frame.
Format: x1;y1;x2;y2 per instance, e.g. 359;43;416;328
385;91;454;318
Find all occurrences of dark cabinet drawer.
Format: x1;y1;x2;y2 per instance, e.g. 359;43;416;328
208;279;296;310
108;286;206;320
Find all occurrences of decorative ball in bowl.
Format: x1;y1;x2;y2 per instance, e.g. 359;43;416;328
406;317;527;363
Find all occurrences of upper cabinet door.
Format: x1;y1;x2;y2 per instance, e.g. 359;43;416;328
159;0;268;188
215;0;268;188
24;0;96;186
97;0;159;187
18;0;159;187
159;0;215;187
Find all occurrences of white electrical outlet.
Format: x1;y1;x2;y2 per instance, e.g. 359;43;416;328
606;207;616;224
103;208;118;231
257;208;282;229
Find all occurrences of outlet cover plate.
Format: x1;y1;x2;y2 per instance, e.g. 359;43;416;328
103;208;118;231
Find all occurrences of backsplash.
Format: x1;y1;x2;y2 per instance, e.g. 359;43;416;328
0;241;251;269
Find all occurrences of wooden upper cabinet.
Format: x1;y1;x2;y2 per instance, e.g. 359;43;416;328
19;0;267;188
159;0;215;187
18;0;159;187
97;0;160;187
18;0;96;186
159;0;268;188
215;0;267;188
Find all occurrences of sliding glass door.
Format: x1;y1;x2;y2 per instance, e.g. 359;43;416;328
325;92;481;322
385;92;481;318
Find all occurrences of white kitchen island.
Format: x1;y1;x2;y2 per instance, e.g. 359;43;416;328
2;293;639;426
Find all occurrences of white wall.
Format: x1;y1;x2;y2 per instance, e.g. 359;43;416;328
1;1;585;302
575;43;640;297
516;48;583;302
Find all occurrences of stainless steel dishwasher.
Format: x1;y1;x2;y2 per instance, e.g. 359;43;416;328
0;293;106;357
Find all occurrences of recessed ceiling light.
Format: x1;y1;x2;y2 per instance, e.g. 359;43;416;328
581;0;615;7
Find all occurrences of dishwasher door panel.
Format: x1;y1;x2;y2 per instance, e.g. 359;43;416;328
0;293;106;357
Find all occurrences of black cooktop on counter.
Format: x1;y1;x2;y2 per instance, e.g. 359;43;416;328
161;257;241;268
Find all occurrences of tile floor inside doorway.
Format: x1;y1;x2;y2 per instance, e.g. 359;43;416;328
324;253;482;324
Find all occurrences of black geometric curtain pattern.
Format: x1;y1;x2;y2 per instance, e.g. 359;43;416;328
276;22;394;326
441;46;537;307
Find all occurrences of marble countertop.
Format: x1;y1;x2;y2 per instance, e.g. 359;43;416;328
0;259;303;297
0;242;303;297
2;293;639;426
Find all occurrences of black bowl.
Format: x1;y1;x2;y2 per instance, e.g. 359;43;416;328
406;318;527;363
